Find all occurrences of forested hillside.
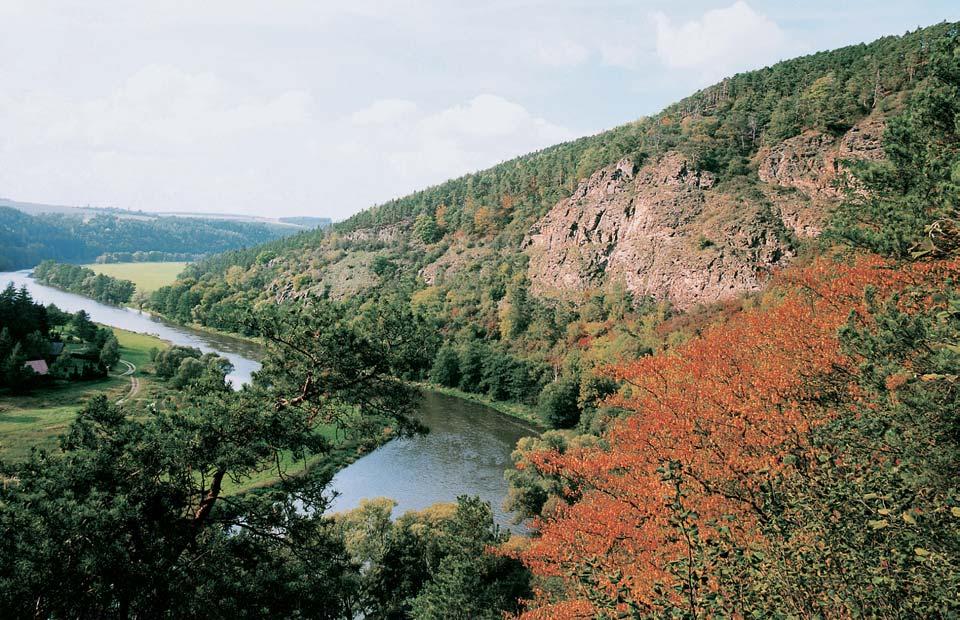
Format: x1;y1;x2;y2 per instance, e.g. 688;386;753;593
510;31;960;614
152;22;957;420
0;207;298;270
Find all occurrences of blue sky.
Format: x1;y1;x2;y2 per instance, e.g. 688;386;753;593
0;1;957;219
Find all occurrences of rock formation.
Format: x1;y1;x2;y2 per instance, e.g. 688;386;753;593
524;116;885;310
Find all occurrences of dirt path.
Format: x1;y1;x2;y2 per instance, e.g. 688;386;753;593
114;359;139;405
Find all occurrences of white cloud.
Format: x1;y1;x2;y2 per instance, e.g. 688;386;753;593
421;94;567;140
0;64;574;218
654;1;790;78
336;94;576;199
3;0;936;219
26;65;312;153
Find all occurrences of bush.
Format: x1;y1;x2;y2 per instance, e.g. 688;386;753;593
170;357;205;389
154;345;203;378
537;378;581;429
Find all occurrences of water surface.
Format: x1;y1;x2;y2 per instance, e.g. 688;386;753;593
328;391;536;529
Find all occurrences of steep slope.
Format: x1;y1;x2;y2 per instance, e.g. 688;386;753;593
151;22;956;406
524;153;779;309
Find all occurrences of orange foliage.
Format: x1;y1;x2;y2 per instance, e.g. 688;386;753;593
474;206;497;233
514;255;960;617
435;203;448;229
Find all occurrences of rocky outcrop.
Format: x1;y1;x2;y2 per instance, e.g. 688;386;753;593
522;117;887;310
341;222;408;244
757;116;885;200
757;131;838;201
524;152;792;310
757;115;885;236
419;241;492;285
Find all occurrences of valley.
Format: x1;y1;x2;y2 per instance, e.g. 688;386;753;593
0;14;958;619
0;269;534;526
0;326;167;461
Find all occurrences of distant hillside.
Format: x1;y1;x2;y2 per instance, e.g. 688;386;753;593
0;198;111;218
278;216;333;228
0;206;303;271
0;198;328;231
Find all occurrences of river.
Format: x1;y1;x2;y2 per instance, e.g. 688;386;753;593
327;391;535;528
1;270;535;529
0;270;262;386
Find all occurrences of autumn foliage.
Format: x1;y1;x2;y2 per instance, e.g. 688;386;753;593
513;254;960;618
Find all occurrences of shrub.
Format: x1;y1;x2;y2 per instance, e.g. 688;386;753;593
537;378;581;429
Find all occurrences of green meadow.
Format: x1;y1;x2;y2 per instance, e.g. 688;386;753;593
82;262;189;294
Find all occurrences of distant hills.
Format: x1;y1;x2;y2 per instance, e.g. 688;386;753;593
0;198;332;271
0;198;331;230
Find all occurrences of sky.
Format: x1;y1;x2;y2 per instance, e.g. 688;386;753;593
1;1;958;220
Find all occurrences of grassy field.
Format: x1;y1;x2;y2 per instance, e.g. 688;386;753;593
113;327;165;370
82;262;189;294
0;327;169;461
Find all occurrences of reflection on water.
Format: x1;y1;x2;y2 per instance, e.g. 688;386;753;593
328;391;537;530
0;270;263;386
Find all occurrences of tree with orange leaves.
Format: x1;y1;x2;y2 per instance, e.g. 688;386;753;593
513;255;960;618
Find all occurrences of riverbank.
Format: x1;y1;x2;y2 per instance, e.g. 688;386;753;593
229;387;544;501
234;386;543;495
142;308;267;350
224;421;398;495
136;315;545;432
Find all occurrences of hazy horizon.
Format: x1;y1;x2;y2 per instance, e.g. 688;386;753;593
2;1;957;220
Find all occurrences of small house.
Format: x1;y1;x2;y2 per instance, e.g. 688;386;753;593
24;359;49;376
